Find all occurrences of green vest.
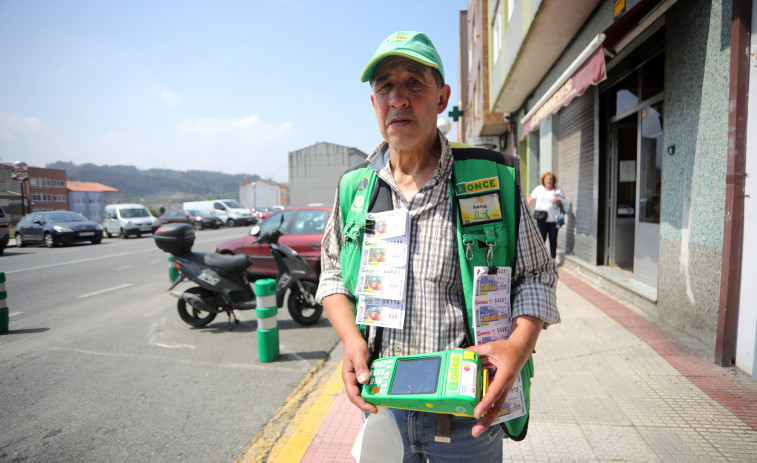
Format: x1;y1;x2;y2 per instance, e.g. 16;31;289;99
337;143;531;440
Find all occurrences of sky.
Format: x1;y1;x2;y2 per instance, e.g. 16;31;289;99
0;0;465;183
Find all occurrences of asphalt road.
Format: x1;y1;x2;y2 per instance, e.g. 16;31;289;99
0;227;340;462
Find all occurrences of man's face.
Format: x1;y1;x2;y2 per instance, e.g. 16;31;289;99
370;56;451;153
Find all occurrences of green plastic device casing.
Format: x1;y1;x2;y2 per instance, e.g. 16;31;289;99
361;350;484;416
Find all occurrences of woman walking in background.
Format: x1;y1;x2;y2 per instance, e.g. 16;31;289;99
527;172;565;259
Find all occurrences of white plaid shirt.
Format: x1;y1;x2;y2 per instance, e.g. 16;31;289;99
316;133;560;358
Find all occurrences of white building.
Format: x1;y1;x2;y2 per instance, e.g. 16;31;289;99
288;142;367;207
239;179;282;209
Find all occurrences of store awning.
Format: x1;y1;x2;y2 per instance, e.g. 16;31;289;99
519;0;677;140
520;46;607;140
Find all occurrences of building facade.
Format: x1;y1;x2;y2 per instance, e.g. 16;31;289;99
239;179;283;209
0;163;68;224
288;142;367;207
466;0;754;377
67;181;119;222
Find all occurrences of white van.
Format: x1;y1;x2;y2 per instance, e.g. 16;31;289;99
182;199;256;227
103;203;159;238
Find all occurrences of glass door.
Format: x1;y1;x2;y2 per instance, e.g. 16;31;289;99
609;120;637;269
633;102;663;286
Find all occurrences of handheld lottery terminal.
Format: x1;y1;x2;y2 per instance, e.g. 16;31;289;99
361;349;489;416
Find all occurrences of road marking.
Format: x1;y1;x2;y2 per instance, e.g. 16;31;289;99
149;342;197;349
5;249;154;274
9;312;22;317
78;283;132;298
50;346;280;372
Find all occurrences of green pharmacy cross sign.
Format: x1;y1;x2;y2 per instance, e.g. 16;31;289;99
448;106;464;121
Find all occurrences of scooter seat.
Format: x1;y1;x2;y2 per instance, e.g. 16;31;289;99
204;253;251;273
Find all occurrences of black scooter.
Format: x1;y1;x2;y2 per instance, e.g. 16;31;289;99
153;222;322;327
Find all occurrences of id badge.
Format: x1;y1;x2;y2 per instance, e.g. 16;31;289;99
458;192;502;226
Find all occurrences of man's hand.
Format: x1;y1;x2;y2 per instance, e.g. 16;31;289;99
466;315;543;437
466;340;521;436
342;338;378;414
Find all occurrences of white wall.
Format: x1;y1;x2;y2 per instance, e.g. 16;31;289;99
239;182;281;209
288;142;367;207
736;0;757;378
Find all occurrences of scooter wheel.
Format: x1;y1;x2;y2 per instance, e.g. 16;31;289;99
177;287;218;327
287;280;322;326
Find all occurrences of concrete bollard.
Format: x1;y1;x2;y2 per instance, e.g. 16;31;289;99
168;256;179;282
254;279;279;362
0;272;8;334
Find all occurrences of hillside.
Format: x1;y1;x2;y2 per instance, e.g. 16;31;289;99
48;162;264;201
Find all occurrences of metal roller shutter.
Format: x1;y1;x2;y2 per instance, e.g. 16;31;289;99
557;89;596;262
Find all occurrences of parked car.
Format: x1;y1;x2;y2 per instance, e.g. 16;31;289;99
15;211;104;248
0;206;9;255
252;205;285;221
215;206;331;279
158;210;222;230
103;203;159;238
182;199;257;227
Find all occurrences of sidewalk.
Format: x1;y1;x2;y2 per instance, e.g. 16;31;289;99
263;268;757;462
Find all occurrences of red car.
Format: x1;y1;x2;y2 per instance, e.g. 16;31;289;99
251;206;285;221
215;206;331;280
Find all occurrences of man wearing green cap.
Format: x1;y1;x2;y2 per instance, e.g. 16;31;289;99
316;31;559;461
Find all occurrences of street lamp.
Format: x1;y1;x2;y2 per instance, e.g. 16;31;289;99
437;117;452;135
10;161;29;216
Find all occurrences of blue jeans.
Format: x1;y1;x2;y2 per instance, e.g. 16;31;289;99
377;408;503;463
536;220;558;259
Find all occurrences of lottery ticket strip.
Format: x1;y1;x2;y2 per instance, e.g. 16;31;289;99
237;268;757;462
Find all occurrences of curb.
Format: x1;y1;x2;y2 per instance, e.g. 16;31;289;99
235;344;343;463
272;364;344;463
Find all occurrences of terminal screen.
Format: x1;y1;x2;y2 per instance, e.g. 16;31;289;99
389;357;441;395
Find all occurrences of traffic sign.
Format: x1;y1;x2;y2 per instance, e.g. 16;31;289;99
10;167;29;182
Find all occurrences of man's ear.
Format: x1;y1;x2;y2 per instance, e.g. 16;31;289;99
437;84;452;113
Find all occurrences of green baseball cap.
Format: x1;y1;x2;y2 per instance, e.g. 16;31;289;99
360;31;445;83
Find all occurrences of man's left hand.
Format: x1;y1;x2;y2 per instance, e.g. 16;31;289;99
466;315;543;438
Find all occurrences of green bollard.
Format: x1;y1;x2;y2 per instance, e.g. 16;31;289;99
168;256;179;282
254;279;279;362
0;272;8;334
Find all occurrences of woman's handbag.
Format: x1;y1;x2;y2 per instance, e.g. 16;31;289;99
533;210;548;221
555;203;565;228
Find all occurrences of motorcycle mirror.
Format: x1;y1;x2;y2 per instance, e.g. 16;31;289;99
249;225;261;237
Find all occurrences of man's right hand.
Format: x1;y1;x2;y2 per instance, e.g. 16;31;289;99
342;338;379;414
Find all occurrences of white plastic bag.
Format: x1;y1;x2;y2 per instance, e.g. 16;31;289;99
350;407;403;463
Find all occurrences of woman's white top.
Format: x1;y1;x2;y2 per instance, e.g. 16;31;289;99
530;185;566;222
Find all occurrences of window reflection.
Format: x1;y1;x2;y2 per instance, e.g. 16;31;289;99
639;103;663;223
612;74;639;117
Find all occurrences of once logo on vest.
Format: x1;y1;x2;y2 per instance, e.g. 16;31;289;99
350;195;366;212
455;177;499;195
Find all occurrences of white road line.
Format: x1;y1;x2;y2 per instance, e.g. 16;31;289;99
79;283;132;298
9;312;22;317
5;249;154;274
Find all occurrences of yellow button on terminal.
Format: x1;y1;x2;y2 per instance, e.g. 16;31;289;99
463;350;475;361
425;403;434;409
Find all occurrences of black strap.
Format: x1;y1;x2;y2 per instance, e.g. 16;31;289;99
449;167;474;349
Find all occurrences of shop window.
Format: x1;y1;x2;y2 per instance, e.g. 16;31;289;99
611;73;639;117
641;54;664;101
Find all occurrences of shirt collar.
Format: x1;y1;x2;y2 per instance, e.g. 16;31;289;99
365;130;453;182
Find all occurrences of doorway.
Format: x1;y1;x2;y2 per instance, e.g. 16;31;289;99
608;120;637;270
605;98;663;286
